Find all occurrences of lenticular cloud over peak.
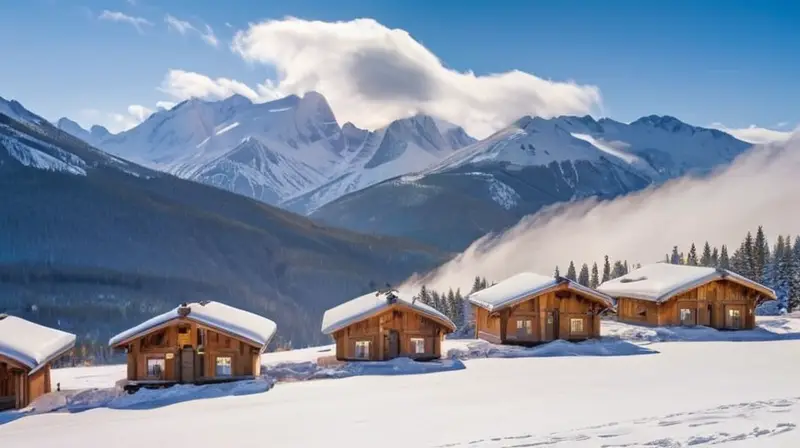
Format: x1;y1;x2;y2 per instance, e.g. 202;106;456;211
231;17;602;138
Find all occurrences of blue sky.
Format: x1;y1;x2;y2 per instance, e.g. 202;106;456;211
0;0;797;138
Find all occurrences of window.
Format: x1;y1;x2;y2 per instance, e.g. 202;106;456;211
516;319;532;334
354;341;371;359
215;356;232;376
570;318;584;333
680;308;695;326
410;338;425;354
146;357;165;378
729;309;741;318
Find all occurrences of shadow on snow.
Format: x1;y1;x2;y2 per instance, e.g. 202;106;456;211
264;357;466;383
605;322;800;344
444;338;659;360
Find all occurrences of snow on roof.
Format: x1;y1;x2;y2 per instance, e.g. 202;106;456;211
467;272;614;312
108;301;277;349
597;263;777;303
0;315;76;374
321;290;457;335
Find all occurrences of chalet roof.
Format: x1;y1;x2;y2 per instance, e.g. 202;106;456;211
597;263;777;303
0;314;76;374
321;290;457;335
108;301;277;350
467;272;614;312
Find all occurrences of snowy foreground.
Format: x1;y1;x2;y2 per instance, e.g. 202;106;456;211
2;317;800;447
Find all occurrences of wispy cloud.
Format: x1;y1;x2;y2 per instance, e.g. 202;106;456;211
158;69;267;101
98;10;153;34
78;104;154;134
710;122;795;145
165;14;218;47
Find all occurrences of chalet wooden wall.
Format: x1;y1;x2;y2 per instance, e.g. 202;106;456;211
616;279;760;330
473;286;604;345
122;319;261;383
0;355;51;410
333;305;448;361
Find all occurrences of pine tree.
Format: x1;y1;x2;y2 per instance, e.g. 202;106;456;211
776;239;794;311
431;291;442;312
602;255;611;283
719;245;730;269
670;246;681;264
700;242;712;267
791;236;800;311
446;288;461;326
554;265;561;277
623;260;629;275
590;262;600;288
480;277;489;290
664;254;670;263
454;288;466;328
578;263;590;286
687;243;698;266
611;261;626;279
754;226;768;282
471;276;483;294
743;231;756;279
566;261;577;281
418;285;431;305
711;247;719;267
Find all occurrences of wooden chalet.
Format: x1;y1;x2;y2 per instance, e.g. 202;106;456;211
321;289;456;361
0;314;76;410
468;273;614;345
108;301;277;387
598;263;776;329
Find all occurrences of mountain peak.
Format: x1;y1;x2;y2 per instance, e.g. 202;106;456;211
631;114;692;132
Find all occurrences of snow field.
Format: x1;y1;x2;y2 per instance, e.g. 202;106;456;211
1;316;799;447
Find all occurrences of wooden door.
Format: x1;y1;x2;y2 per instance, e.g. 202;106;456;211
387;330;400;359
180;348;195;383
545;311;559;341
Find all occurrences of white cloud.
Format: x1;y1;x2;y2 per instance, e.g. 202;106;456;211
158;69;265;101
710;123;795;145
405;135;800;294
78;104;154;133
165;14;218;47
98;10;152;34
228;17;601;138
156;101;177;110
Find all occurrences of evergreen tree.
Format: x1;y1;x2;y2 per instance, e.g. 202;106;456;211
711;247;720;267
554;265;561;277
743;231;756;279
775;238;794;311
754;225;768;282
719;245;730;269
611;260;626;279
602;255;611;283
590;262;600;288
623;260;629;275
454;289;466;327
431;291;442;312
566;261;577;281
664;254;670;263
792;236;800;311
578;263;590;286
471;276;483;294
670;246;681;264
418;285;431;305
687;243;698;266
446;288;460;325
700;242;712;267
480;277;489;290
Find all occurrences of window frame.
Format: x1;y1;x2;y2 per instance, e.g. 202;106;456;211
410;337;425;354
516;318;533;334
146;356;166;379
215;356;233;377
354;340;371;359
569;318;585;334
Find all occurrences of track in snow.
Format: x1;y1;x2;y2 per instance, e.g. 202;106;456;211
439;397;798;447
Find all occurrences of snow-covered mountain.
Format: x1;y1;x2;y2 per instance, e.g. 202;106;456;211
59;93;475;208
0;97;448;347
310;115;755;250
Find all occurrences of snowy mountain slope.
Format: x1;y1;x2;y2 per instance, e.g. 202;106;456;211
58;93;474;208
310;115;755;250
0;100;448;348
0;95;45;127
282;114;476;214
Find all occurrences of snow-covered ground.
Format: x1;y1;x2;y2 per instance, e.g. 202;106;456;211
2;316;800;447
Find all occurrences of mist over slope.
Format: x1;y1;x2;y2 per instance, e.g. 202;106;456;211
405;132;800;293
